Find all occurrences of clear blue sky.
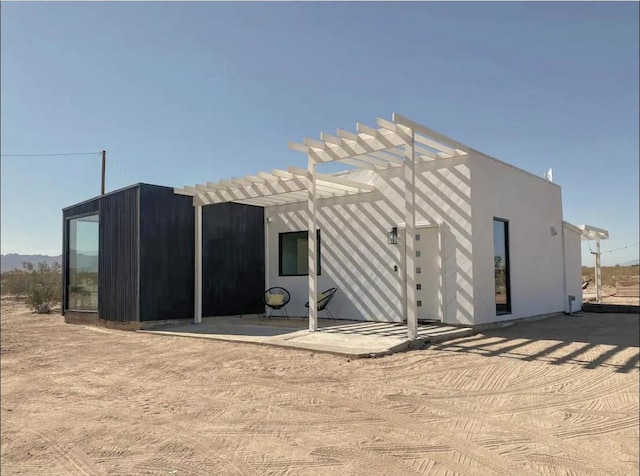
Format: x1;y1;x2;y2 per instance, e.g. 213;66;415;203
2;2;638;266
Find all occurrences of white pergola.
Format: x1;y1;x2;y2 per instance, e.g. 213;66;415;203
577;224;610;303
175;113;471;340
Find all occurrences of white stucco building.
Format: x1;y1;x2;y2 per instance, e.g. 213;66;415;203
176;113;607;338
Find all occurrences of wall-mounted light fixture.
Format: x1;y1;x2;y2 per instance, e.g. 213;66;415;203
388;227;398;245
550;226;558;236
266;217;273;224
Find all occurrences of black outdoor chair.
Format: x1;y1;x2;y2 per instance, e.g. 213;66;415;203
305;287;338;321
264;287;291;319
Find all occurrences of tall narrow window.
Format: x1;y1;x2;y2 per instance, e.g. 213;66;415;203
67;214;99;311
279;230;321;276
493;218;511;315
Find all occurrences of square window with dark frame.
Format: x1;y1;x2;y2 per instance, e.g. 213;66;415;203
279;230;321;276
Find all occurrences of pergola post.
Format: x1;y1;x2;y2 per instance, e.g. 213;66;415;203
194;204;203;324
307;156;318;332
404;133;418;340
595;239;602;303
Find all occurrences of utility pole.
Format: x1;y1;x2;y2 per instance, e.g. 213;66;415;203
595;239;602;303
101;150;106;195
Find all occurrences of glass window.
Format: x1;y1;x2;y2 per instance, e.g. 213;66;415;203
67;214;99;311
493;218;511;315
279;230;321;276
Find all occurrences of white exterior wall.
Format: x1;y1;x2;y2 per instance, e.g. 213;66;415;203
265;156;475;325
470;155;566;324
563;224;583;312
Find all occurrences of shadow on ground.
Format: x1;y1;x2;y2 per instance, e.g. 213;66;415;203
433;312;639;374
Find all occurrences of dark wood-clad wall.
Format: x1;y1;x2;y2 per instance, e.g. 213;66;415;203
63;184;265;323
139;185;195;321
98;187;140;321
202;202;265;316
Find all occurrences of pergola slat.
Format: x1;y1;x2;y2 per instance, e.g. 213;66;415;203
339;157;387;171
376;117;413;144
392;113;471;155
414;134;457;157
288;166;375;192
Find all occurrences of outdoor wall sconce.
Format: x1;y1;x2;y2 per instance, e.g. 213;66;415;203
388;227;398;245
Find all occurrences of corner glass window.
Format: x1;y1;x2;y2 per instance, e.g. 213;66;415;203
279;230;321;276
493;218;511;315
67;214;99;310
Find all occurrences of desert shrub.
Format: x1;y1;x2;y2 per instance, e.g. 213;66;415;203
1;269;30;297
581;265;639;287
1;262;62;313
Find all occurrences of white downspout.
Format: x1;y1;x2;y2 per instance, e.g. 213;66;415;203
560;223;569;314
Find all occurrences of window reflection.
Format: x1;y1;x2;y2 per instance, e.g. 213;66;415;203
67;215;99;310
494;218;511;315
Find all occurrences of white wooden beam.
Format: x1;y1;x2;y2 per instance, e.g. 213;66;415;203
356;122;406;149
257;171;282;182
230;177;253;186
320;132;366;158
292;123;407;165
303;138;347;162
336;128;361;141
393;113;472;154
414;145;440;159
205;181;228;190
193;195;207;207
287;166;375;192
174;187;195;196
340;157;387;171
414;134;457;156
289;141;310;154
404;133;418;340
307;157;318;332
366;150;405;165
242;175;268;184
377;117;413;143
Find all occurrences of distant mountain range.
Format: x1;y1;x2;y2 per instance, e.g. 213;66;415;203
1;253;99;272
620;259;640;266
1;254;62;272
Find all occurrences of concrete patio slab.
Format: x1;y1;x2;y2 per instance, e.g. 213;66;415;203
139;316;474;358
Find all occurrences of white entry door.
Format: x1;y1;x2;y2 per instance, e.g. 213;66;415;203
414;225;442;322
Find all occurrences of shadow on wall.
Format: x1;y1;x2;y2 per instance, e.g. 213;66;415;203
380;158;474;325
431;313;640;374
269;157;474;324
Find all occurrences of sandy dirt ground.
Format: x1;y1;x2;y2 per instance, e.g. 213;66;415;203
1;298;638;475
583;284;639;306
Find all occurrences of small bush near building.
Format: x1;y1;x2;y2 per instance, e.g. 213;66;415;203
1;262;62;313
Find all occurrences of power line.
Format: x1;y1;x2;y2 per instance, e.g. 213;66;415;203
601;241;640;254
0;152;101;157
109;157;140;183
